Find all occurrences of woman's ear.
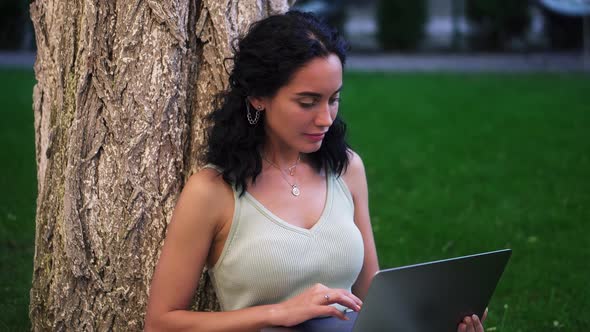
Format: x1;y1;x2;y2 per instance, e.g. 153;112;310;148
247;96;266;111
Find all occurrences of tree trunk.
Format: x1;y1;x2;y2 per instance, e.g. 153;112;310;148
29;0;294;330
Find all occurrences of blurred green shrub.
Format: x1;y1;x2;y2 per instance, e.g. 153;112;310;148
376;0;427;51
292;0;349;35
540;6;583;50
0;0;31;50
465;0;531;51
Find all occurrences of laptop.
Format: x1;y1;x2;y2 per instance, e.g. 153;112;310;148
265;249;511;332
351;249;512;332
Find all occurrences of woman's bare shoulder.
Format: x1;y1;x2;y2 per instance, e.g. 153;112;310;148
173;167;234;229
343;149;366;178
185;167;232;194
341;149;368;198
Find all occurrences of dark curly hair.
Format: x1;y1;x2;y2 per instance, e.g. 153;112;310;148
205;10;350;194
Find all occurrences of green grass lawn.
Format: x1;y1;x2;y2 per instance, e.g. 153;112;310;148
0;69;37;332
343;72;590;331
1;69;588;331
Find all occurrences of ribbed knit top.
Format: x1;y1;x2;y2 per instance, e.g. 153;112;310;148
206;166;365;312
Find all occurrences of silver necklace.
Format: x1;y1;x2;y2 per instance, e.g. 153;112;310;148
263;155;301;197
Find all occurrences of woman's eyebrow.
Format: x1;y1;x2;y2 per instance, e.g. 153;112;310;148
294;86;343;97
295;91;322;98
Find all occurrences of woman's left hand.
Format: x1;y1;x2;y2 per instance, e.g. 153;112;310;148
457;308;488;332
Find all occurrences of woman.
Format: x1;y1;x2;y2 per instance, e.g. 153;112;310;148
145;11;485;332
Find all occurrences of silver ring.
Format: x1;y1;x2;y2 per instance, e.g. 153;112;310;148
324;294;330;302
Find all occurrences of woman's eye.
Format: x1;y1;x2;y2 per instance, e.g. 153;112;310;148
299;100;317;108
329;97;340;105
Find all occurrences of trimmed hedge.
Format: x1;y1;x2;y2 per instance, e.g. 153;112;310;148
376;0;427;51
0;1;27;50
466;0;531;51
540;6;583;50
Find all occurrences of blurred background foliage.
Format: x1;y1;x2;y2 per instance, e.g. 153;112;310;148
0;0;34;51
465;0;531;51
1;0;587;52
293;0;349;34
376;0;427;51
541;6;585;50
293;0;587;53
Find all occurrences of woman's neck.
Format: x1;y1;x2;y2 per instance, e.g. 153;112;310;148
261;145;302;169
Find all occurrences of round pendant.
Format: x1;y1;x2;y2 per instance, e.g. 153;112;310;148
291;185;300;197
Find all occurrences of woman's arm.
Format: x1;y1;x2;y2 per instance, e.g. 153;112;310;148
145;170;278;331
342;150;380;300
145;170;361;331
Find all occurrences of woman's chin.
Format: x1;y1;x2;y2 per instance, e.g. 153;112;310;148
300;142;323;154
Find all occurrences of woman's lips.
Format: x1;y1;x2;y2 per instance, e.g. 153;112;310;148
304;133;325;142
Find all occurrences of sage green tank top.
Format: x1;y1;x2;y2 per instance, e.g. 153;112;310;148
206;166;365;312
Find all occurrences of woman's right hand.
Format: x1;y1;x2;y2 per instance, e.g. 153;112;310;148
268;283;363;327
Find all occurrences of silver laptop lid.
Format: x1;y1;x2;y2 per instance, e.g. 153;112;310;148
353;249;512;332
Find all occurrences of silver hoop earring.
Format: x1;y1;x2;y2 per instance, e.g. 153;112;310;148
246;100;261;125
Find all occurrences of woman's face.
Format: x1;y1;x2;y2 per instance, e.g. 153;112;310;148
254;53;343;155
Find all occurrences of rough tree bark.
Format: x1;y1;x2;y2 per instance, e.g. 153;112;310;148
29;0;294;330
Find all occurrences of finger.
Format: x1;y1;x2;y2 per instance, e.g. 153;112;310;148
331;289;363;309
324;292;362;311
334;289;363;306
340;293;362;311
482;307;488;322
318;305;348;321
472;315;484;332
457;323;467;332
463;316;475;332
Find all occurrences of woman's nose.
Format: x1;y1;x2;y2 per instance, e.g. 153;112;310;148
315;103;334;127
